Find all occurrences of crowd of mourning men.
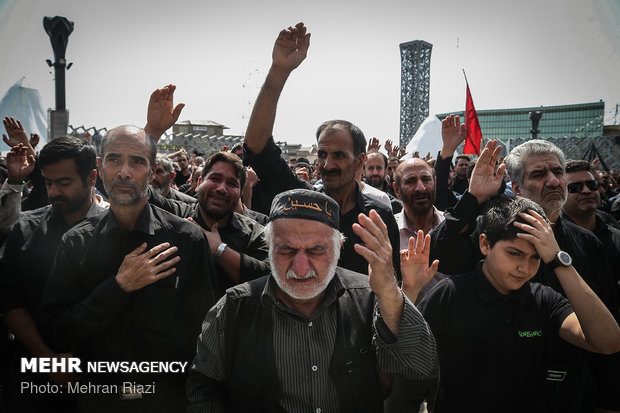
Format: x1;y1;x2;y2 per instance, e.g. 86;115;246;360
0;21;619;413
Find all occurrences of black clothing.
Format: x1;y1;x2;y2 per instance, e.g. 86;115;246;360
451;175;468;195
418;265;574;413
243;138;401;278
1;206;74;322
433;153;459;211
21;160;49;212
242;204;268;225
192;209;269;297
167;187;197;203
148;189;269;297
0;206;80;412
41;205;218;386
173;170;191;188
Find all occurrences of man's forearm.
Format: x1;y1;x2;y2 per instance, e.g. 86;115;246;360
244;66;291;154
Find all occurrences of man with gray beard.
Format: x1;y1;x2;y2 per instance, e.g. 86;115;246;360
188;189;437;412
42;125;218;412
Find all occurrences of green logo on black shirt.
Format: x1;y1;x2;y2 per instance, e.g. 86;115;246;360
518;330;542;338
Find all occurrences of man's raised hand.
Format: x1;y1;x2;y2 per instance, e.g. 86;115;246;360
145;84;185;141
441;115;467;158
272;22;311;73
7;144;35;182
468;140;506;204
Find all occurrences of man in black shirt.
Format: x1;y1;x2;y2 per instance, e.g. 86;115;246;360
42;126;218;412
242;22;400;278
561;160;620;411
148;151;269;297
415;196;620;412
1;137;106;412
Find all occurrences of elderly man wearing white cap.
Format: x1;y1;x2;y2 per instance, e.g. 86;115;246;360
187;188;438;413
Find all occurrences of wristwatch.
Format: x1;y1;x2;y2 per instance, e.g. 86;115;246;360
215;243;228;263
547;251;572;270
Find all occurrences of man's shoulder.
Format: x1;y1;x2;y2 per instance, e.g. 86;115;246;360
359;190;394;216
169;188;197;204
58;210;109;246
232;211;265;230
225;276;268;301
150;205;206;240
17;204;53;222
336;267;372;291
558;215;603;247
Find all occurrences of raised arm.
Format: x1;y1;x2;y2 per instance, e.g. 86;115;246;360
144;84;185;142
514;210;620;354
244;22;310;154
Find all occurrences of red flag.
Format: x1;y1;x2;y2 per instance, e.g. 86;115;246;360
463;82;482;155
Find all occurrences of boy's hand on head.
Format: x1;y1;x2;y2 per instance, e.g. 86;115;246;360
513;209;560;263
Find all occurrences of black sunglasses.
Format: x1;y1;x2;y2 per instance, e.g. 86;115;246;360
567;180;598;193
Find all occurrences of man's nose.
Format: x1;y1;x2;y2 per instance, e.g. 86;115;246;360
291;250;311;277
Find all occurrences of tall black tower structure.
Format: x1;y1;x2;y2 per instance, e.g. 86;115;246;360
399;40;432;148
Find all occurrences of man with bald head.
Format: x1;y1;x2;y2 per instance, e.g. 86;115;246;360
42;125;218;412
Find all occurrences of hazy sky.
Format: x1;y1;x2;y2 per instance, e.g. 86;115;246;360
1;0;619;147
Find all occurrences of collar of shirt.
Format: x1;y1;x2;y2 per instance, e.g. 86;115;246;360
100;204;156;236
318;181;366;215
191;207;242;232
395;207;445;233
473;262;531;306
261;271;346;320
87;196;109;217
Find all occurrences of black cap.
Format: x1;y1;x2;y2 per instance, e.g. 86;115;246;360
268;189;339;229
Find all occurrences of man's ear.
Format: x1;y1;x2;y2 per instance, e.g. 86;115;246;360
512;183;522;196
356;153;367;172
479;233;490;256
97;157;102;169
170;171;176;180
393;181;402;200
87;169;97;187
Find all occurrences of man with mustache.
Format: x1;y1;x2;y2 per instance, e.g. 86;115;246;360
430;134;618;412
1;136;107;412
393;158;445;301
561;160;620;412
243;22;401;277
42;126;218;412
187;189;437;412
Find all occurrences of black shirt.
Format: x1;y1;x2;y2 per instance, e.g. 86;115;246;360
173;170;192;188
433;153;459;211
167;187;197;204
418;265;573;413
41;204;218;382
243;137;401;278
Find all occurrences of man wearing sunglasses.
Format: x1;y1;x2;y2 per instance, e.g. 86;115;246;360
561;160;620;413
